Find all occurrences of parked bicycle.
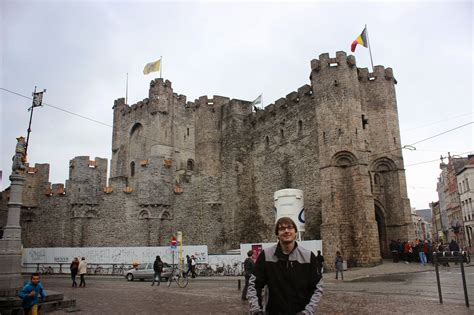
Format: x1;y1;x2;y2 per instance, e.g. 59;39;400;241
167;265;189;288
196;264;214;277
39;265;54;275
94;265;107;275
112;264;125;275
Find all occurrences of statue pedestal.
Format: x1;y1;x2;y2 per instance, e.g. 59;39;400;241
0;239;22;297
0;173;25;298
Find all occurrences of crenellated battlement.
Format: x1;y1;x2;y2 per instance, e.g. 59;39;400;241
311;51;357;72
246;84;313;125
358;66;396;83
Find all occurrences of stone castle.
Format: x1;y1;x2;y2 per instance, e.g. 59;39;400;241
1;51;414;267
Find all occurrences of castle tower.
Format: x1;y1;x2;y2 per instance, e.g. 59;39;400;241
359;66;414;255
110;78;177;181
67;156;107;205
194;95;225;178
311;51;381;267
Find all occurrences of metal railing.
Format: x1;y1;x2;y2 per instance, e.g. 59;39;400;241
22;263;134;275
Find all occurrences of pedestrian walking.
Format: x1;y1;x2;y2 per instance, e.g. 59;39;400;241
18;272;46;315
417;241;427;265
190;255;197;278
242;250;255;301
151;255;164;286
78;257;87;287
315;250;325;275
247;216;323;314
70;257;79;287
335;251;344;280
185;255;192;277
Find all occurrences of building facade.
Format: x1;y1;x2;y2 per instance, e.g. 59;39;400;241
411;209;432;241
457;155;474;248
436;155;469;246
1;51;415;267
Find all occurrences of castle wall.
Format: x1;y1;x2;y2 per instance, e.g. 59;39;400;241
0;51;414;265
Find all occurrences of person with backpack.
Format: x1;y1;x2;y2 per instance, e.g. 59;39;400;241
151;255;164;286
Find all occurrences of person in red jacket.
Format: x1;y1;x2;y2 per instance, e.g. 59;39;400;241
403;241;412;264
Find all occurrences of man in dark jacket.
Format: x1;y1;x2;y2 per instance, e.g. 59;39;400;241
315;250;325;274
151;256;163;286
247;217;323;314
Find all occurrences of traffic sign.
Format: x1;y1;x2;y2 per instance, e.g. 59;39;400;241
170;235;177;247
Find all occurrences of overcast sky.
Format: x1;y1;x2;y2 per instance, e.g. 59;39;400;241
1;0;472;210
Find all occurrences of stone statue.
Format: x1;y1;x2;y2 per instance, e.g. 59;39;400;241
12;136;27;172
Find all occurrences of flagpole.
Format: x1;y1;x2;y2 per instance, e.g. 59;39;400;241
25;86;37;157
160;56;163;79
26;87;45;157
125;72;129;105
365;24;375;72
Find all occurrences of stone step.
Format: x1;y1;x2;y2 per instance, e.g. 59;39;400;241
0;290;75;314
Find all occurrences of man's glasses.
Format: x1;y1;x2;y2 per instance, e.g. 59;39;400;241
278;225;295;232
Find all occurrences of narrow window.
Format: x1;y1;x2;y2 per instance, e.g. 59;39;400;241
280;129;284;138
130;161;135;177
361;115;368;129
265;136;269;146
187;128;190;136
374;173;381;185
187;159;194;171
298;120;303;132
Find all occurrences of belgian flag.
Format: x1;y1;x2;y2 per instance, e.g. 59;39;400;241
351;27;368;52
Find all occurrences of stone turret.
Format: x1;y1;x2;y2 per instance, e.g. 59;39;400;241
311;51;381;267
68;156;107;205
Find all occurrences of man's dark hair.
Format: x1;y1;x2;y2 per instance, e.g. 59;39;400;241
274;217;298;235
247;250;253;257
31;272;40;279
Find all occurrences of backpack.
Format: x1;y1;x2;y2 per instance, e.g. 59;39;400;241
157;261;163;272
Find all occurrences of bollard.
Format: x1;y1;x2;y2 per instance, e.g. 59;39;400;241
434;252;470;308
238;279;241;291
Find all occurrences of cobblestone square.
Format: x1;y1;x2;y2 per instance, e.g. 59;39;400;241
39;262;473;314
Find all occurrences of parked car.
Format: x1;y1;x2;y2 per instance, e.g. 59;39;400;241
124;262;172;281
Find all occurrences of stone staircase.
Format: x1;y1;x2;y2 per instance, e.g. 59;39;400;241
0;290;76;314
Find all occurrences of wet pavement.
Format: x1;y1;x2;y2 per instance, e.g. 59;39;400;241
36;260;473;314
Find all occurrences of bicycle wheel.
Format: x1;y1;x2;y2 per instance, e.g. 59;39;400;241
176;272;189;288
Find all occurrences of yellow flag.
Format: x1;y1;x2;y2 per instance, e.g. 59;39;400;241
143;58;161;75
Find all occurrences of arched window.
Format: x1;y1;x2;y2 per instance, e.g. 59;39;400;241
130;123;143;137
138;210;150;220
130;161;135;177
